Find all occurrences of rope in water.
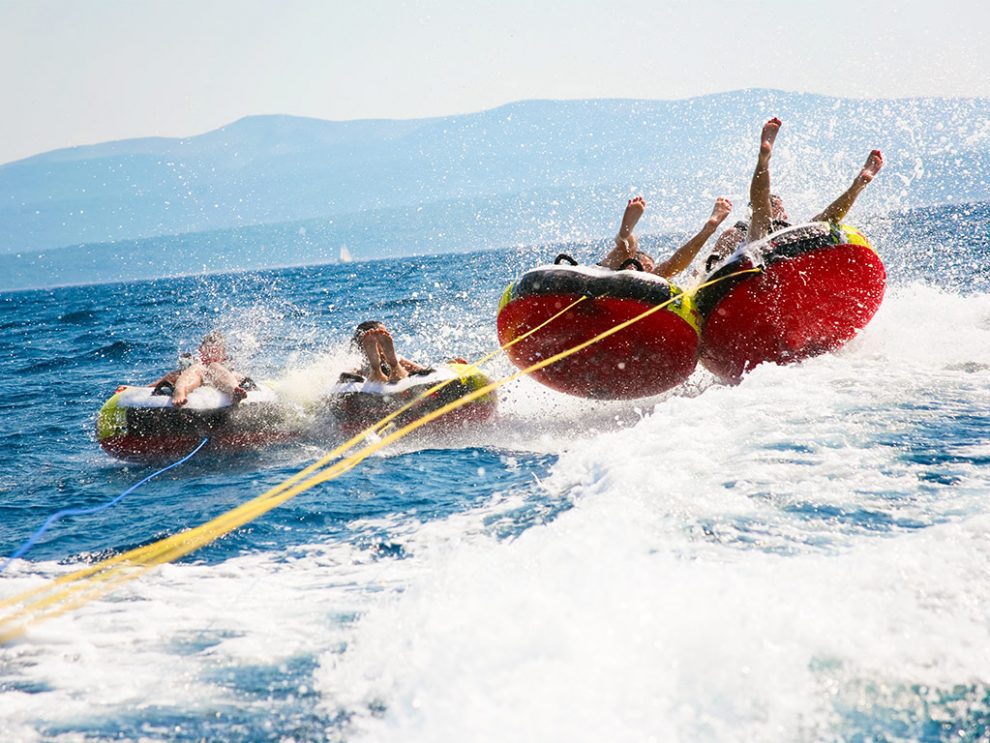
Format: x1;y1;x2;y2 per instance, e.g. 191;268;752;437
0;438;210;575
0;270;757;642
0;294;595;638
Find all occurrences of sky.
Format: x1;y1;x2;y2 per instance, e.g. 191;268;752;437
2;0;989;165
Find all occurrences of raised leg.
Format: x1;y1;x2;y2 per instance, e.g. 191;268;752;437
653;197;733;278
600;196;646;269
171;366;205;406
812;150;884;223
747;118;781;244
374;330;408;381
359;331;389;383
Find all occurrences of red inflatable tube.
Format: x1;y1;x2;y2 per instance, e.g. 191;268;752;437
496;263;701;399
694;223;886;381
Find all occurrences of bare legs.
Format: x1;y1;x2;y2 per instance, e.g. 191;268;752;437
748;117;883;235
812;149;885;223
747;117;781;244
598;195;733;277
617;195;646;252
171;363;245;406
653;197;733;279
360;326;408;383
171;367;201;406
600;196;647;270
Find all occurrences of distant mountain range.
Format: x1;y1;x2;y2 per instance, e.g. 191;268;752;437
1;89;988;290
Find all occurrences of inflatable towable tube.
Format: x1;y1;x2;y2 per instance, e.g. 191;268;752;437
496;258;701;399
693;222;885;381
96;382;296;462
323;363;496;435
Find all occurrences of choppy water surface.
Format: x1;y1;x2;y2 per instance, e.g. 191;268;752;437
1;202;989;741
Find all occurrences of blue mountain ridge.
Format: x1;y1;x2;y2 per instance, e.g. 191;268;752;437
1;89;987;290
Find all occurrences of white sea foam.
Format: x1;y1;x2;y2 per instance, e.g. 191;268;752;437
2;287;989;740
312;287;990;740
318;510;990;742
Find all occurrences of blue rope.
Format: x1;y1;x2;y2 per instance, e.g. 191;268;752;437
0;438;210;574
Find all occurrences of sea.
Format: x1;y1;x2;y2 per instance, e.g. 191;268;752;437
1;200;989;741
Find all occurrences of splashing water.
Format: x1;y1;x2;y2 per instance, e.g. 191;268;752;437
0;194;988;740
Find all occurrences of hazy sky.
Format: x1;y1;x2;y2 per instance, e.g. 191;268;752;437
2;0;988;165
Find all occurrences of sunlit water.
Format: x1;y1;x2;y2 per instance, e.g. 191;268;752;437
1;201;989;741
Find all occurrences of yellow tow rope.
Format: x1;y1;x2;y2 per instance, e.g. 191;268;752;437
0;270;757;642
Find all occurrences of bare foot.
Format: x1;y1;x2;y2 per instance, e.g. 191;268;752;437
616;196;646;257
710;196;733;225
360;327;390;382
171;392;187;407
759;118;782;162
856;149;884;186
363;327;389;342
361;326;410;383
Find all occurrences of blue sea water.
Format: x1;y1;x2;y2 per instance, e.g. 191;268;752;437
1;202;990;741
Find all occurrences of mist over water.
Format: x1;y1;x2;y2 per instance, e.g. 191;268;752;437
1;162;989;738
3;91;989;292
